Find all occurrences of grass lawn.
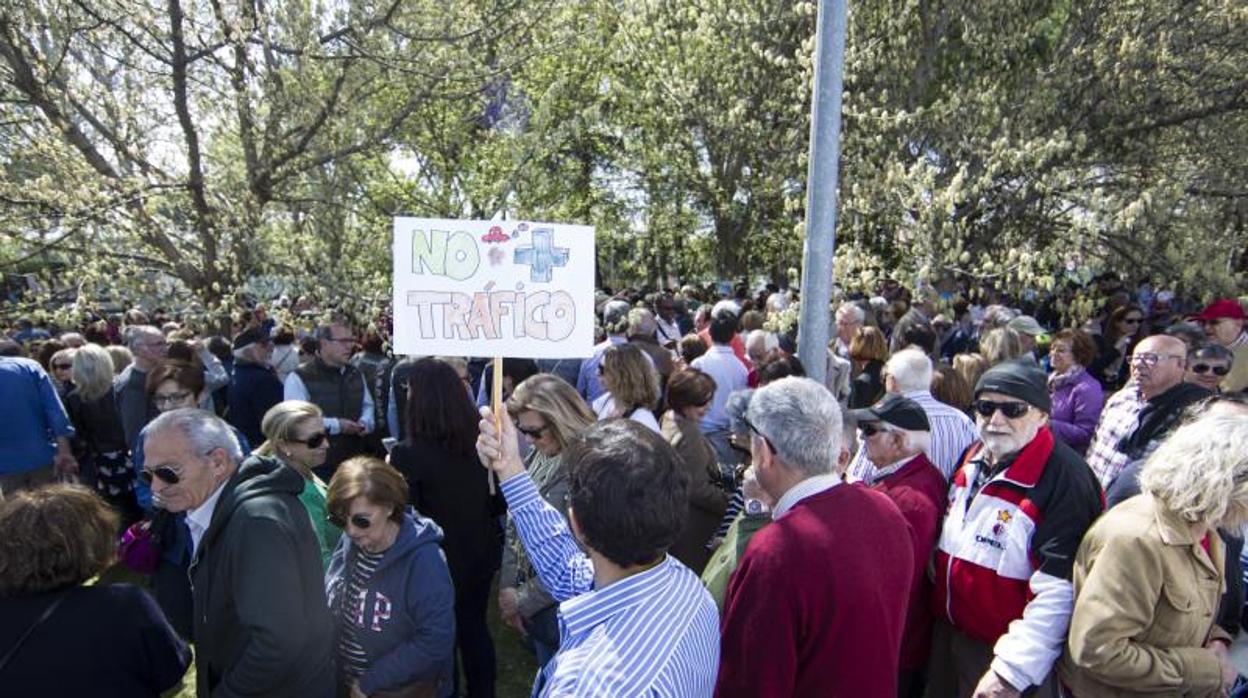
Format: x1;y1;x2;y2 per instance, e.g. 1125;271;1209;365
97;565;538;698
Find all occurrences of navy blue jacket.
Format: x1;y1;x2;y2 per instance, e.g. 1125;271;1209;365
227;359;283;448
325;510;456;696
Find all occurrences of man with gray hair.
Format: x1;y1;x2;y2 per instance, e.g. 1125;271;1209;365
284;317;375;479
577;299;632;404
846;347;979;482
834;302;866;358
627;307;674;390
716;377;915;697
115;324;168;448
141;408;334;698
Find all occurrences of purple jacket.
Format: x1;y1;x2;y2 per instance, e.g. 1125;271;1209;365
1048;367;1104;454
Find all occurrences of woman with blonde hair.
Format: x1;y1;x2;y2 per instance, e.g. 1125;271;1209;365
592;343;660;432
953;353;989;395
64;344;135;523
498;374;595;665
1059;412;1248;697
48;347;76;397
257;400;341;569
979;327;1026;366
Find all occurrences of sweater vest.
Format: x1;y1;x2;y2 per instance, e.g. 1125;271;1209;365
296;359;367;476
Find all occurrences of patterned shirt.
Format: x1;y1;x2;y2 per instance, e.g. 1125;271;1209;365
1084;384;1145;489
339;548;385;678
846;390;979;482
499;473;720;697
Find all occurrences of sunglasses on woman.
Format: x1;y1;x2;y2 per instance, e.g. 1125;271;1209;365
1192;363;1231;376
140;465;181;485
972;400;1031;419
328;513;374;529
517;424;547;439
296;432;328;448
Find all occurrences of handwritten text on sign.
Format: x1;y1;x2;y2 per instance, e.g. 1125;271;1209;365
391;218;595;358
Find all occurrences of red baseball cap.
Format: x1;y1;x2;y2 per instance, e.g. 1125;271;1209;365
1195;299;1246;322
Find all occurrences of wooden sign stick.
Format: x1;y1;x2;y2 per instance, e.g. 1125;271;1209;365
488;356;503;495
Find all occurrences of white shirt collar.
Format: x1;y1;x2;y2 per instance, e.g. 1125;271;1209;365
772;472;842;519
867;453;921;484
187;481;227;556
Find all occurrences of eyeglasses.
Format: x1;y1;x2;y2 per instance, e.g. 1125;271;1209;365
517;424;547;439
1129;352;1184;367
1121;317;1143;325
1192;363;1231;376
328;513;374;530
153;391;192;407
140;465;181;486
742;416;775;453
972;400;1031;419
324;336;356;344
52;363;72;370
295;432;328;449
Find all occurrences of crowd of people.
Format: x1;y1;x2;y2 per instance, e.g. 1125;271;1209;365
1;272;1248;697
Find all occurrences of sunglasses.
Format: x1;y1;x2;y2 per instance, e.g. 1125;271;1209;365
296;432;328;449
328;513;374;530
860;423;889;438
1121;317;1142;325
1192;363;1231;376
517;424;547;439
972;400;1031;419
140;465;181;486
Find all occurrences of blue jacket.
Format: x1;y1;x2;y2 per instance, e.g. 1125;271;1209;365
227;359;284;448
325;510;456;697
0;357;74;475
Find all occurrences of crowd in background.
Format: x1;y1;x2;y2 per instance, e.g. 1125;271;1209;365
2;268;1248;697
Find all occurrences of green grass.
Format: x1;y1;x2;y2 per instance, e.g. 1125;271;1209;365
96;565;539;698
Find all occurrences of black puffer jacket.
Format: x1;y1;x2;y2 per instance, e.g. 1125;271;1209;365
191;455;335;698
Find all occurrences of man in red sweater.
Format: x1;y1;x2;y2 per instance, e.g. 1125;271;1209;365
851;394;948;697
716;377;915;697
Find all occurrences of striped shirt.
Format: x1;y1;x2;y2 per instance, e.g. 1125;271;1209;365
499;473;720;697
338;548;385;677
846;390;979;482
1084;383;1145;488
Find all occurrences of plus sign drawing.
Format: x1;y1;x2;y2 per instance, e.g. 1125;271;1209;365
513;229;570;283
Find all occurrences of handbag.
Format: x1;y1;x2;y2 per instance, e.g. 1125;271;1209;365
0;591;70;673
118;519;162;575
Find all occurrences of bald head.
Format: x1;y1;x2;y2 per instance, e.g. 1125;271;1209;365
1131;334;1188;400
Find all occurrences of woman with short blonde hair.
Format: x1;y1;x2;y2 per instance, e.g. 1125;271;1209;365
594;343;660;432
1060;413;1248;697
257;400;340;569
64;344;135;522
506;374;595;452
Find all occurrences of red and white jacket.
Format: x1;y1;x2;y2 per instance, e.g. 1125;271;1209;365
932;427;1103;690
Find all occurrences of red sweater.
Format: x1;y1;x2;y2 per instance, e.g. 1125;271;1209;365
716;483;914;697
871;454;948;670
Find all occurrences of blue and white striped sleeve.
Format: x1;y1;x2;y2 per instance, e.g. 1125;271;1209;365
500;472;594;602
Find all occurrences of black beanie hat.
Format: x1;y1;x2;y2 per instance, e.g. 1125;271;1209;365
974;358;1051;413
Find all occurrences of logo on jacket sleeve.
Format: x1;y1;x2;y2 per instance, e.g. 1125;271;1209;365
991;509;1012;537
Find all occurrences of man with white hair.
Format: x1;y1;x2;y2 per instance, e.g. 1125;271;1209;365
846;347;979;482
834;302;865;358
717;378;915;697
850;394;946;695
141;408;334;698
926;360;1103;698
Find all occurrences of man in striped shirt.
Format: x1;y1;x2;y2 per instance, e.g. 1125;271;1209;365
477;413;720;697
846;348;979;482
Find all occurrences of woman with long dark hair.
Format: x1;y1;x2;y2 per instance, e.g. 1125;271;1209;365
387;358;502;698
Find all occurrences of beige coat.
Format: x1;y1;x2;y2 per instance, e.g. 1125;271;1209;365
1058;494;1231;697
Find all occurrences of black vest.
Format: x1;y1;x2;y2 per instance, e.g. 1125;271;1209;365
296;358;368;478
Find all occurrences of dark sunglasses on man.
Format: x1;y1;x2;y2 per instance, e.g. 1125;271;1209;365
972;399;1031;419
139;465;181;486
1192;363;1231;377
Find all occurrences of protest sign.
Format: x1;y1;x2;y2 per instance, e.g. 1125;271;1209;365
392;217;596;358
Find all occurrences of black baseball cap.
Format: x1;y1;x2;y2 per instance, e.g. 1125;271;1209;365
232;326;272;351
848;394;930;432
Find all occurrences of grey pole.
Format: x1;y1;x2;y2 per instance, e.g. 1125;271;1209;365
796;0;849;386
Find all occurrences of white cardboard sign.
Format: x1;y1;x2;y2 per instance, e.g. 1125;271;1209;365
392;217;596;358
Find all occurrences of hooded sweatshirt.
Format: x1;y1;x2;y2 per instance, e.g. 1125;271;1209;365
326;509;457;697
191;455;336;698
